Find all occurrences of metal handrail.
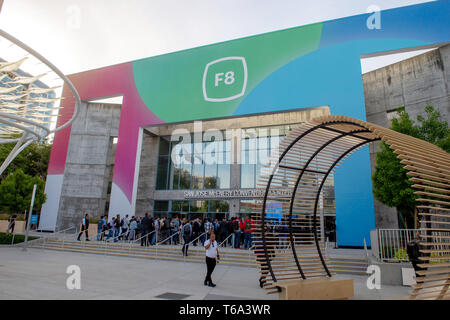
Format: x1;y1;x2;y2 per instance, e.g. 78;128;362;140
127;230;157;256
156;230;180;246
130;230;156;245
219;233;233;247
85;228;109;241
105;229;130;243
188;232;206;246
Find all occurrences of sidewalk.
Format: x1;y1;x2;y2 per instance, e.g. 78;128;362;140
0;246;410;300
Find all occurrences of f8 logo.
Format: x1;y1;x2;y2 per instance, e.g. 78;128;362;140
203;57;247;102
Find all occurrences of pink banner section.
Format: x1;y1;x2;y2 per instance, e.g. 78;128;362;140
48;62;163;202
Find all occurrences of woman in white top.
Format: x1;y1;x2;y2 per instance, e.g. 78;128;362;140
204;232;220;287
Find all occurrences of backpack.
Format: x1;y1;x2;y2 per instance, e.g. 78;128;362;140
233;219;240;231
183;223;191;235
244;220;251;232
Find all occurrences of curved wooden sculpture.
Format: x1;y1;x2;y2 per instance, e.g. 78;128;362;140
255;115;450;300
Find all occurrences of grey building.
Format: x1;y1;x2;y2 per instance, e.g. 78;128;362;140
363;44;450;228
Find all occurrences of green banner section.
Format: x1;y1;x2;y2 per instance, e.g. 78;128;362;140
132;23;323;122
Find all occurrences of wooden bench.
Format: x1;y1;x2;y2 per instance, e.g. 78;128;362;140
276;277;354;300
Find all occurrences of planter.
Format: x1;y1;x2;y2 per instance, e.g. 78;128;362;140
0;220;26;233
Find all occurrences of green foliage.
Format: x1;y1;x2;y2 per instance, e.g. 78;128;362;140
394;248;409;260
0;169;47;214
0;213;25;221
0;232;38;244
372;106;450;228
0;139;51;180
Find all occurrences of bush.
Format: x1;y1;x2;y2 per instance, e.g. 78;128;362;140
0;213;25;221
0;232;38;244
394;248;409;260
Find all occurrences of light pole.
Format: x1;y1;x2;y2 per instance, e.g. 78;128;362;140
22;184;37;252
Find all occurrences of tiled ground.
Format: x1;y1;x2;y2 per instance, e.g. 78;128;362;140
0;246;410;300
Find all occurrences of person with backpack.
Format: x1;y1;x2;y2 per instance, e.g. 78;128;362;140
107;217;115;240
182;219;192;256
233;217;241;249
227;219;234;247
77;213;90;241
148;216;155;245
243;217;253;249
129;217;137;240
204;218;213;238
121;214;129;240
114;214;121;242
171;217;180;245
407;231;423;277
192;218;200;246
97;215;106;241
7;213;17;234
219;219;228;245
141;213;150;246
154;218;160;243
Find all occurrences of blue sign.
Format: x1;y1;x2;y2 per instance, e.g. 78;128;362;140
30;215;38;225
266;202;282;222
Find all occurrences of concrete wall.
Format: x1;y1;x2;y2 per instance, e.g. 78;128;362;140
363;44;450;228
135;132;158;217
56;102;121;230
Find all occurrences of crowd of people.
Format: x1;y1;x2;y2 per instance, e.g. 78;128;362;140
78;213;256;253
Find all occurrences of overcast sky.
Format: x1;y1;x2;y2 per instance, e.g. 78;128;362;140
0;0;436;75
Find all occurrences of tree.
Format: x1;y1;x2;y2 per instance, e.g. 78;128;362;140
0;139;51;180
372;105;450;228
0;169;47;214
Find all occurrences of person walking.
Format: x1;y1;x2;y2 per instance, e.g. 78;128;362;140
141;213;150;246
182;219;192;256
7;213;17;234
147;215;155;245
219;218;227;246
114;214;121;242
129;217;137;240
171;217;180;245
154;218;160;243
227;219;233;247
97;215;106;240
106;217;114;240
407;231;423;277
233;217;241;249
204;232;219;287
77;213;90;241
243;217;253;249
121;214;129;240
192;218;200;246
204;218;213;240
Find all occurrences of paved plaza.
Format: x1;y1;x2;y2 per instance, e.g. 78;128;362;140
0;246;411;300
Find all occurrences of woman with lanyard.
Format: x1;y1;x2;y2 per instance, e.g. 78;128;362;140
204;231;220;287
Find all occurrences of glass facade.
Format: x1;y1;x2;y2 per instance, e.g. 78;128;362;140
153;121;335;223
240;124;295;188
153;200;229;220
156;133;231;190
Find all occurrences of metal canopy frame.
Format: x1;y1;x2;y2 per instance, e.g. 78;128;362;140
0;29;81;176
255;115;450;300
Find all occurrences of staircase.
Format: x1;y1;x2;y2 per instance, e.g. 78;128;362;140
328;257;369;275
27;236;368;274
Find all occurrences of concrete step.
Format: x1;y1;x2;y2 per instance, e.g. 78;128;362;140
42;239;256;258
30;239;368;272
30;243;257;266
